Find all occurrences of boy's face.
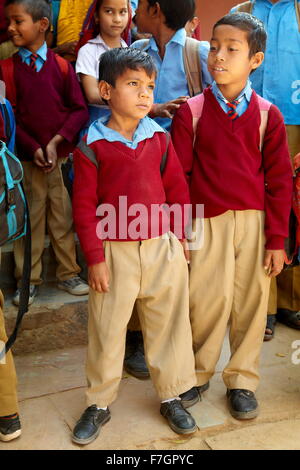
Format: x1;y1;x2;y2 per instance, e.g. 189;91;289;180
99;67;155;121
135;0;154;34
208;25;263;91
6;3;48;50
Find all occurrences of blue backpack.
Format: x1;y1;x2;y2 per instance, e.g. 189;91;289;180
0;100;27;246
0;99;31;358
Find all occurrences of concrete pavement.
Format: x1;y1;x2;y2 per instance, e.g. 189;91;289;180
0;323;300;450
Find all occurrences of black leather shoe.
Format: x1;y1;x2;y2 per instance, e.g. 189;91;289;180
227;389;259;420
179;382;210;409
277;309;300;330
160;400;197;434
124;330;150;379
72;405;111;445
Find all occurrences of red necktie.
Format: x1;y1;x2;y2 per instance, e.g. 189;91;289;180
30;53;38;71
226;99;239;121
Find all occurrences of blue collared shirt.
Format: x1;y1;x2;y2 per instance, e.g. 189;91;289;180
211;79;253;117
87;115;165;149
131;28;212;130
231;0;300;125
18;41;47;72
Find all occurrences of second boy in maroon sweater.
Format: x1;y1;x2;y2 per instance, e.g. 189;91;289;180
172;12;293;420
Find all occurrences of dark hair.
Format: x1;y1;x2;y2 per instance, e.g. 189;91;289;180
5;0;51;23
99;48;156;86
213;12;267;57
146;0;195;31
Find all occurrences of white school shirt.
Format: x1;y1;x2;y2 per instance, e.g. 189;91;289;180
76;34;128;80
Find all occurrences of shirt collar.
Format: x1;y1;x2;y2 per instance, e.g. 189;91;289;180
211;79;252;104
88;34;128;48
19;41;47;61
87;114;165;146
148;28;186;52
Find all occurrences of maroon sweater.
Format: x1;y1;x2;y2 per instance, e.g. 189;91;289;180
72;133;190;265
0;49;88;160
171;87;293;249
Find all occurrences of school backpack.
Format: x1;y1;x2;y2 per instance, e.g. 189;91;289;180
187;92;296;266
0;101;31;360
235;0;300;31
139;37;203;97
0;101;27;246
0;53;69;110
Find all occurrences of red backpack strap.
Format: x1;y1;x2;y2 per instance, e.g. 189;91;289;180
55;54;69;79
187;93;205;145
0;57;16;111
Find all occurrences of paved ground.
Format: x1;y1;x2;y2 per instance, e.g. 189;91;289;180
1;323;300;450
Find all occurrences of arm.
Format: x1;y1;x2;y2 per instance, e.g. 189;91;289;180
76;45;104;105
263;105;293;251
160;134;191;243
56;62;89;143
72;143;105;266
170;102;195;184
262;105;293;276
79;73;105;105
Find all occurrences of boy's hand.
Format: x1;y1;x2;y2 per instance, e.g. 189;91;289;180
264;249;285;277
88;262;110;293
150;96;189;119
180;239;190;264
33;148;49;169
45;134;64;173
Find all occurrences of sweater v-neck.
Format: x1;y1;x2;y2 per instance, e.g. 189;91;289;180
204;86;259;132
93;137;147;161
14;49;52;77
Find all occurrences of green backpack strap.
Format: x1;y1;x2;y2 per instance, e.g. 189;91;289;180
183;37;203;97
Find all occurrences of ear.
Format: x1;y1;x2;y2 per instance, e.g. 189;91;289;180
148;1;160;19
99;80;112;101
251;51;264;71
39;17;50;33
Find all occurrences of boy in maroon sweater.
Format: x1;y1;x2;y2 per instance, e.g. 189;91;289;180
171;13;293;420
0;0;89;304
71;48;197;445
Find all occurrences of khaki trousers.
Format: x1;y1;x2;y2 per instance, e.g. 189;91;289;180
268;125;300;314
0;289;18;416
14;161;80;285
189;210;271;392
86;233;196;407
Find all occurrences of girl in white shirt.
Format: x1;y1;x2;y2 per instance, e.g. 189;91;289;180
76;0;131;129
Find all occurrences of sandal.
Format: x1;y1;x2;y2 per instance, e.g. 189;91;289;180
264;314;276;341
277;309;300;330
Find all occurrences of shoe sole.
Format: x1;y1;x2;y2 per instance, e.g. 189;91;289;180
0;429;21;442
181;383;209;409
166;420;198;435
124;365;150;380
57;285;89;296
180;395;200;409
71;414;111;445
228;405;259;420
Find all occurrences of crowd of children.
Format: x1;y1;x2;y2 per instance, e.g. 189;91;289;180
0;0;298;447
